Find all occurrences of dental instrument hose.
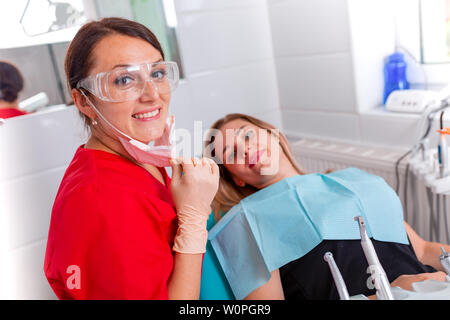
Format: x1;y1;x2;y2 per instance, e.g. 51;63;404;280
394;98;450;195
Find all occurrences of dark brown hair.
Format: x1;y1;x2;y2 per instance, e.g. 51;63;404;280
0;61;24;103
65;17;165;126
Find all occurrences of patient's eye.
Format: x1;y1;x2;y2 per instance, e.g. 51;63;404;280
244;130;254;140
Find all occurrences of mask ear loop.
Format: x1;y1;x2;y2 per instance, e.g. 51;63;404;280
79;89;174;150
79;90;135;142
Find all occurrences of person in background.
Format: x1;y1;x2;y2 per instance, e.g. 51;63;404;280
0;61;28;119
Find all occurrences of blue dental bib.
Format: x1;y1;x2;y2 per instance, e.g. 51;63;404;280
208;168;408;300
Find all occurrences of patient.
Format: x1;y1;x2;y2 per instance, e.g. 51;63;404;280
204;113;450;300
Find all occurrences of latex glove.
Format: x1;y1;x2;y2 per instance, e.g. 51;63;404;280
170;157;219;254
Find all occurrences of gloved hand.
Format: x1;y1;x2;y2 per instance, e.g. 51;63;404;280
170;157;219;254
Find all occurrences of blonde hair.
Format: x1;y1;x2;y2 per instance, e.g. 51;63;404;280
204;113;306;221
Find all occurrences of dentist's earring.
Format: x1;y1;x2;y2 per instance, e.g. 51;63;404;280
92;119;98;126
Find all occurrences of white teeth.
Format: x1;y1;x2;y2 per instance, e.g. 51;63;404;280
133;109;160;119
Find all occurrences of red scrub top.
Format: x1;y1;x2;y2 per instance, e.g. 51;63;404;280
44;146;178;299
0;107;27;119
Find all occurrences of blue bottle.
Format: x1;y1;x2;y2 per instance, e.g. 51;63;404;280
383;52;410;105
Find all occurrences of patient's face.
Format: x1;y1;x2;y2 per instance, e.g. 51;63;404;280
216;118;282;188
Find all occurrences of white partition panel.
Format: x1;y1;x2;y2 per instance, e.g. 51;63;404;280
0;106;87;299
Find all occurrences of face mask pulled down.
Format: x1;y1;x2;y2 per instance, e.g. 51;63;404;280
83;93;176;167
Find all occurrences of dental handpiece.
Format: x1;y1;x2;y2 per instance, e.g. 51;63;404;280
438;112;449;178
323;252;350;300
354;216;394;300
439;247;450;276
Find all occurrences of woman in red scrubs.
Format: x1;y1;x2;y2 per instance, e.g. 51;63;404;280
44;18;219;300
0;61;27;119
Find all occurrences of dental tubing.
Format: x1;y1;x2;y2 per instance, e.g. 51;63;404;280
354;216;394;300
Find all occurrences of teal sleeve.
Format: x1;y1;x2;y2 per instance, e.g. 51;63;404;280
199;213;235;300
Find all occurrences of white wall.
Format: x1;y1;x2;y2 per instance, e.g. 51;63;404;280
171;0;283;137
268;0;450;150
347;0;426;150
0;106;86;299
267;0;360;143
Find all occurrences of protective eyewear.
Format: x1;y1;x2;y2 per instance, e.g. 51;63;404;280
77;61;179;102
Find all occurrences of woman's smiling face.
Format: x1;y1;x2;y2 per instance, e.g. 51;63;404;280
87;34;170;144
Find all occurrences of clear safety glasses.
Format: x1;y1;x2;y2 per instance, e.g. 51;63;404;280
77;61;179;102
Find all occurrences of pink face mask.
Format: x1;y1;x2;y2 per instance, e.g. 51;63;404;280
118;115;175;167
83;93;175;167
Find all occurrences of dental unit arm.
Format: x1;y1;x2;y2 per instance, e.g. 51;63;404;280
354;216;394;300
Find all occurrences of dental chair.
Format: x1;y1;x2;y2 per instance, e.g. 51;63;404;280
200;213;234;300
201;211;450;300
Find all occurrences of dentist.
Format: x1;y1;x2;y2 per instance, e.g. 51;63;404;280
44;18;219;300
